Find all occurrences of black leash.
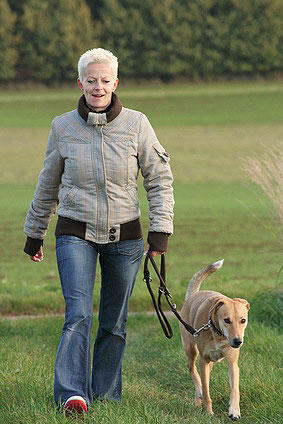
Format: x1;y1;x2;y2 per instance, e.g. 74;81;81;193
143;252;226;339
143;252;197;339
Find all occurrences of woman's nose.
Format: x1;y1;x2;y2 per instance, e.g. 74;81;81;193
94;80;102;90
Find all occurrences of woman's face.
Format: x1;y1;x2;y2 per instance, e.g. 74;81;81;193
78;63;118;112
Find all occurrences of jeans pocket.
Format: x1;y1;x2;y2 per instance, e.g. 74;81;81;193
117;238;144;256
56;235;89;248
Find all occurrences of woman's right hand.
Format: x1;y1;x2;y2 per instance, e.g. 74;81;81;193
29;246;44;262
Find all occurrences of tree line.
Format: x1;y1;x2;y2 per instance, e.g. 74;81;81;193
1;0;283;83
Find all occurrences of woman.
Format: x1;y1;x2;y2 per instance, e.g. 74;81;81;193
24;48;174;416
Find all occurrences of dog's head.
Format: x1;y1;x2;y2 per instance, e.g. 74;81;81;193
209;298;250;348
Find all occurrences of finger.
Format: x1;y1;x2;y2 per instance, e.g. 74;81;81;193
30;256;40;262
38;246;44;259
29;252;44;262
151;251;164;257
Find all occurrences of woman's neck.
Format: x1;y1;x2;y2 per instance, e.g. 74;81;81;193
86;97;113;114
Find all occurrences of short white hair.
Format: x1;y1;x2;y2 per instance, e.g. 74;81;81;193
78;48;118;80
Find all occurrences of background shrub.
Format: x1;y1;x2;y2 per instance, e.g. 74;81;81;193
2;0;283;82
0;0;18;80
16;0;93;82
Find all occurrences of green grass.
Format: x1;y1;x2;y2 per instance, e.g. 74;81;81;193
1;80;283;128
0;80;282;422
0;316;282;423
1;179;281;315
0;124;282;314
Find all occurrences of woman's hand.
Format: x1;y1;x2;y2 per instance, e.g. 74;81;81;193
29;246;44;262
145;243;164;258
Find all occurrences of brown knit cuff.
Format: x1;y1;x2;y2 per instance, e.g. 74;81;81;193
24;237;43;256
147;232;169;252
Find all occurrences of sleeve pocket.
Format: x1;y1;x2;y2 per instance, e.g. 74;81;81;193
153;145;170;163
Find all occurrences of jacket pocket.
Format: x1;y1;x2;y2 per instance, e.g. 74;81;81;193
153;145;170;163
63;186;80;209
117;238;144;256
125;184;138;205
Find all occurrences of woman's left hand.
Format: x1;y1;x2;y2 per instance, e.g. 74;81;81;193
29;246;44;262
145;243;164;258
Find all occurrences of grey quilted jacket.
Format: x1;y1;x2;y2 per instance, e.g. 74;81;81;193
24;94;174;250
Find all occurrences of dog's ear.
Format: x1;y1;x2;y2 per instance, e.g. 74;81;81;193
233;298;250;311
209;298;226;316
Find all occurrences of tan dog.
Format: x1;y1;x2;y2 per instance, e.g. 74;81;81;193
179;259;250;420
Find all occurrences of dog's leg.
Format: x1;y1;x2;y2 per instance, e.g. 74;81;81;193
227;357;241;420
199;358;213;415
186;341;202;406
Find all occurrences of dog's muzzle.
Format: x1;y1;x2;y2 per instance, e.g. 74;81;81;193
231;338;242;348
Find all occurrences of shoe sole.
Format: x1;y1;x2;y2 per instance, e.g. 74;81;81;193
64;399;88;417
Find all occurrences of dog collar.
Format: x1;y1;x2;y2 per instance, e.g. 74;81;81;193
192;317;225;339
208;317;225;338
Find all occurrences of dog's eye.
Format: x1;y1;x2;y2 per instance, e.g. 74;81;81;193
240;318;246;324
224;318;231;324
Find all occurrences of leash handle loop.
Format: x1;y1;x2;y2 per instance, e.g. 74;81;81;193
144;252;173;339
144;252;197;338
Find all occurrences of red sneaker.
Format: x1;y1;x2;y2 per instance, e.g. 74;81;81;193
64;396;88;417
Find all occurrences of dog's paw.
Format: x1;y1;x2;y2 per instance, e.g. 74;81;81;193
229;414;241;421
228;405;241;420
194;395;202;407
206;408;214;416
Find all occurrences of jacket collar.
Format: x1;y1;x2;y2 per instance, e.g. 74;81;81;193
77;92;122;125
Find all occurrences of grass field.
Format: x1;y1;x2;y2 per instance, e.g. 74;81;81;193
0;81;282;423
0;316;282;423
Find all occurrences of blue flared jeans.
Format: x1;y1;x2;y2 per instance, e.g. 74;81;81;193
54;235;144;406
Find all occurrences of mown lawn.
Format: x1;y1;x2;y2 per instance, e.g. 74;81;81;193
0;81;282;423
0;81;282;315
0;315;282;424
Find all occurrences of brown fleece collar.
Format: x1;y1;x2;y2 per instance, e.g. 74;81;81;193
77;92;122;124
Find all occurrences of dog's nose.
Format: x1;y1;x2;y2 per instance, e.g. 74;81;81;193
232;338;242;348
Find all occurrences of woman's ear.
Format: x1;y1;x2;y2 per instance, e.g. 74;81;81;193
77;78;83;91
113;78;119;91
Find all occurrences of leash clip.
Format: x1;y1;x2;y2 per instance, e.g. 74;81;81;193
193;321;211;338
143;276;152;283
159;286;172;298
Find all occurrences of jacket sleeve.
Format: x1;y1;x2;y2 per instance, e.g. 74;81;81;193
24;120;64;241
137;114;174;243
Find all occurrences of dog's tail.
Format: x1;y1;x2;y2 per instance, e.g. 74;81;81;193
185;259;224;300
